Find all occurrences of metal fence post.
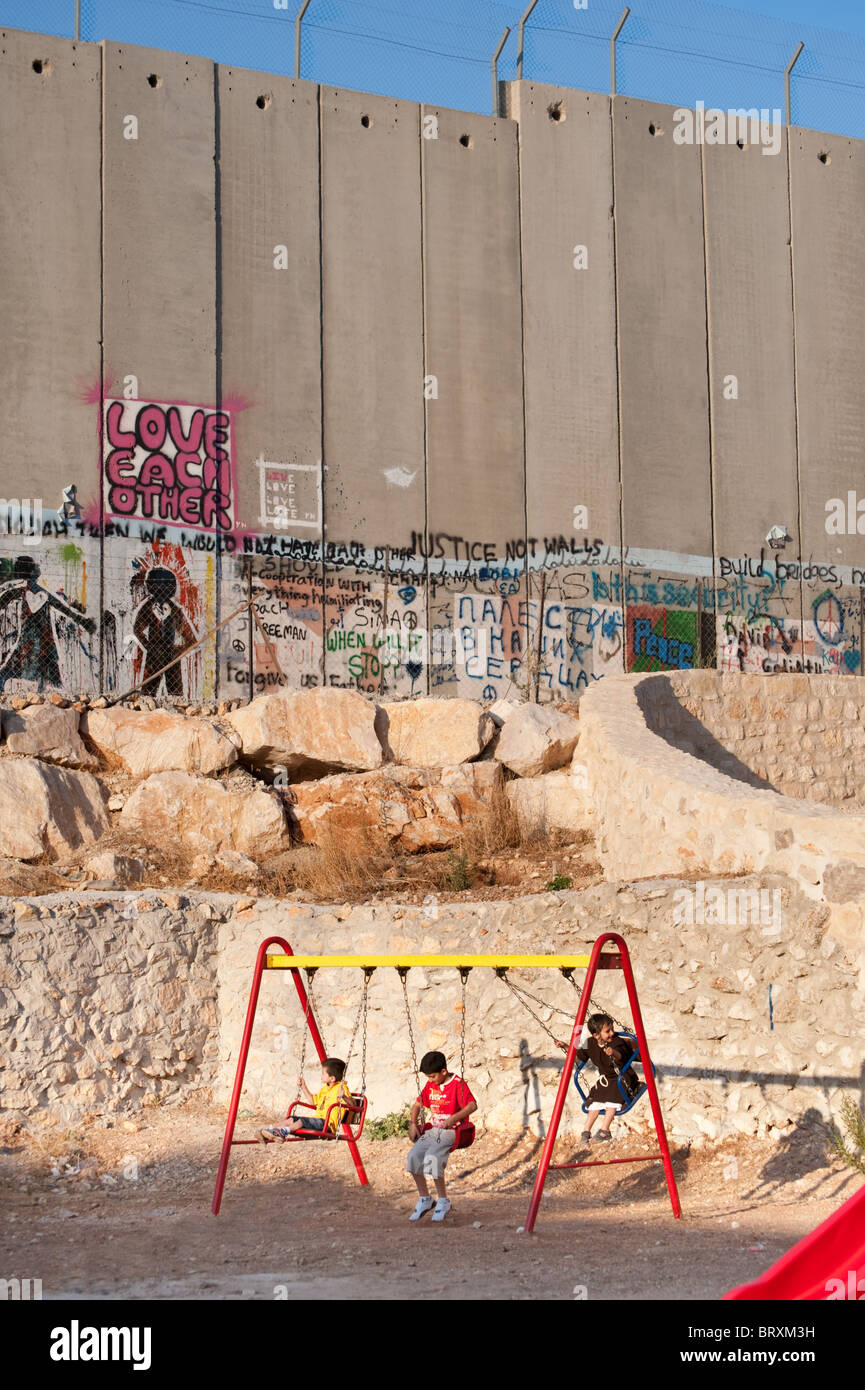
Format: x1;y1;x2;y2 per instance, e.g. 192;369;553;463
295;0;313;81
611;7;630;97
491;27;511;118
516;0;540;82
785;42;804;126
75;0;80;41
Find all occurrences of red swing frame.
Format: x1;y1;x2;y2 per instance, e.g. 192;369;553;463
523;931;681;1231
212;936;369;1215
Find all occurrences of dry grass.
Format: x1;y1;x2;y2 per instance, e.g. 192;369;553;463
291;828;395;900
456;781;527;857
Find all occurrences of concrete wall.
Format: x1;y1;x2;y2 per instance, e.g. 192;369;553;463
3;31;865;703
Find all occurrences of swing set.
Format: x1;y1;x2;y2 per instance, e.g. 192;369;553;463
211;931;681;1228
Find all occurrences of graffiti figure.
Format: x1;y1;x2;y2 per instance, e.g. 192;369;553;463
0;555;95;691
132;566;198;697
58;483;83;522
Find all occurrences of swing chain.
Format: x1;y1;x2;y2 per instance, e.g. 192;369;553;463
398;966;423;1128
344;967;374;1096
295;967;318;1102
496;968;562;1045
560;967;631;1035
458;967;471;1077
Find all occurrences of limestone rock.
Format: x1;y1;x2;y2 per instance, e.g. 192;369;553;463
83;708;238;779
2;704;98;770
83;850;149;886
190;849;260;880
119;771;289;858
287;762;501;853
380;698;495;768
228;688;382;778
488;699;521;727
494;704;579;778
0;760;110;861
506;768;589;837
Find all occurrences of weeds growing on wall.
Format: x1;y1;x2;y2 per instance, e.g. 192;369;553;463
441;851;471;891
545;874;573;891
828;1098;865;1177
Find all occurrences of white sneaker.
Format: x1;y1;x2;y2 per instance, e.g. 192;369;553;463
409;1196;435;1222
431;1198;452;1223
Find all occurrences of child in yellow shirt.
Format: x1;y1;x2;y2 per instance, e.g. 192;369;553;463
261;1057;352;1140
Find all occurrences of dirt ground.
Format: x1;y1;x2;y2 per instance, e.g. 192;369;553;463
1;1098;857;1301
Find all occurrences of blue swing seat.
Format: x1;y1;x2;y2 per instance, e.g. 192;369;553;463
572;1032;654;1116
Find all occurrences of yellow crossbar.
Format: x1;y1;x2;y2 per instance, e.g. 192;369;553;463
265;954;600;970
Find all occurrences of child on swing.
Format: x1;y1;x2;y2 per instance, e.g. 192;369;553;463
406;1051;478;1223
555;1012;638;1144
260;1056;352;1140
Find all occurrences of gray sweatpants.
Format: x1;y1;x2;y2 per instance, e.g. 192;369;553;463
406;1127;456;1177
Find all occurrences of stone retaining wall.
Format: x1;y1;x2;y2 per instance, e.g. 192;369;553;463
3;880;863;1144
0;893;219;1116
579;674;865;930
663;671;865;808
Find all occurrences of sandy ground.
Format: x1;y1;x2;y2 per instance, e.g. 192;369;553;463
1;1099;857;1301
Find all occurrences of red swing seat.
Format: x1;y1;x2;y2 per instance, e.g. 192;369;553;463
283;1093;368;1142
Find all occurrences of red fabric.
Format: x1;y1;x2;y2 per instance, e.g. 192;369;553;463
724;1182;865;1301
419;1075;476;1131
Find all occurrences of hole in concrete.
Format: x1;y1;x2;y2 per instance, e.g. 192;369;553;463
256;93;272;110
147;73;162;88
547;101;565;123
736;138;747;150
818;150;831;164
648;121;664;137
459;133;472;148
32;58;52;75
360;113;371;128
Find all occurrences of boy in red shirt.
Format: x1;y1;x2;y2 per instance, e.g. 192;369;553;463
407;1050;477;1223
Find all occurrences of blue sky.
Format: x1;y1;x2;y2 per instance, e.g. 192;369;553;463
4;0;865;133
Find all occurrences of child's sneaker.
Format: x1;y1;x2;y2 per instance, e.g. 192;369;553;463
260;1126;289;1142
595;1130;613;1143
431;1198;452;1223
409;1196;435;1222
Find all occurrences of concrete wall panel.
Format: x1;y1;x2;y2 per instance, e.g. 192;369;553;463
421;105;526;699
792;129;865;678
218;70;322;546
101;44;218;696
614;97;711;564
0;31;101;514
512;82;622;690
319;89;425;693
703;131;802;656
513;83;619;557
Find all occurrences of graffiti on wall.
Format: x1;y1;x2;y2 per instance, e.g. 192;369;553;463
802;589;862;675
100;540;209;700
256;458;320;532
716;613;804;674
627;605;697;672
103;398;233;531
0;546;97;693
